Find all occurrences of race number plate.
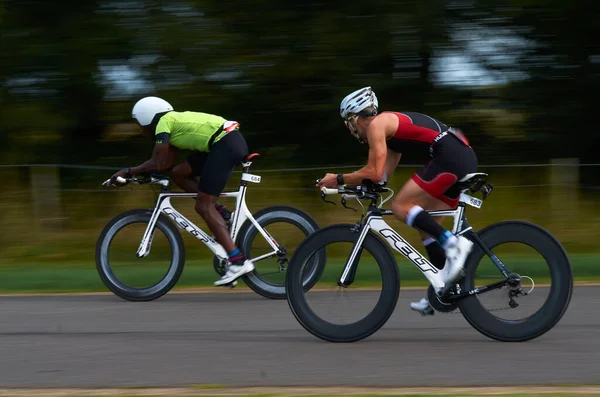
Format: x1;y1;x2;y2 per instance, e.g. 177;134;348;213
241;173;261;183
460;192;482;208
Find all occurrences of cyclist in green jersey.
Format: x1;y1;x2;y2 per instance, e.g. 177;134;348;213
109;96;254;286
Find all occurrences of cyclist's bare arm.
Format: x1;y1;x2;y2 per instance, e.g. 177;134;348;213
339;114;394;185
130;143;178;175
384;148;401;183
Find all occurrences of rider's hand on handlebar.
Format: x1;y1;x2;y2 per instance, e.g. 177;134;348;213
109;169;129;187
316;173;338;189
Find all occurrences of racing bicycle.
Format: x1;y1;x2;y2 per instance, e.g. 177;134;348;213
285;173;573;342
96;153;325;301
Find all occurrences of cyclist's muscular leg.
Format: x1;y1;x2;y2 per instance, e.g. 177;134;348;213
196;129;253;286
195;192;236;252
172;161;198;193
393;180;457;312
391;178;453;246
196;190;252;286
173;160;231;219
392;178;472;294
415;194;452;270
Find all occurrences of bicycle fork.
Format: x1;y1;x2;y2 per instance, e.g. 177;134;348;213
137;206;163;258
337;222;368;287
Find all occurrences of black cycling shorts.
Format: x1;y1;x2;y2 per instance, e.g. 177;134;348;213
186;129;248;197
412;132;478;208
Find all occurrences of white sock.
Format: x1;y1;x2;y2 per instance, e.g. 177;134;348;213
441;232;458;250
423;237;436;246
406;206;424;227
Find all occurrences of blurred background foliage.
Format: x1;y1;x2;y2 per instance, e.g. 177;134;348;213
2;0;599;170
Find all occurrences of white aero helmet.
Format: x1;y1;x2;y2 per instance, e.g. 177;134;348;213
132;96;174;126
339;86;378;119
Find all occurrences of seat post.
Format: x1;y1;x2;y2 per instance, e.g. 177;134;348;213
241;153;261;174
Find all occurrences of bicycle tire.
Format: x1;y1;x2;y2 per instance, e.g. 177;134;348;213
285;224;400;342
95;209;186;301
458;220;573;342
236;205;324;299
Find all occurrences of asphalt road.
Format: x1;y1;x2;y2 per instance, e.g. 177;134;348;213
0;286;597;388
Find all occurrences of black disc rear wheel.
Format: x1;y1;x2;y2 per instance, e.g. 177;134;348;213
458;221;573;342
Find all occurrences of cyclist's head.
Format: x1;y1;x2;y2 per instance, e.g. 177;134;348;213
339;86;378;144
132;96;173;132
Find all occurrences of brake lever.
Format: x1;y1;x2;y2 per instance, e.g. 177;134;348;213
316;178;337;206
320;191;337;206
341;195;357;212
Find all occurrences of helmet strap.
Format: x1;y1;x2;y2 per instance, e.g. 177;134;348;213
149;110;173;128
349;123;366;144
357;108;378;117
345;114;368;144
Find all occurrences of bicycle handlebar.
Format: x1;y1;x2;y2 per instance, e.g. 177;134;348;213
102;174;170;187
316;178;395;211
317;179;388;195
320;186;372;197
320;187;340;195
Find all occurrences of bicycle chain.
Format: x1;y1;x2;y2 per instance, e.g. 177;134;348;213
440;304;513;315
428;285;519;315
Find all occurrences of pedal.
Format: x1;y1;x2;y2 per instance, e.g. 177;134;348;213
436;271;465;298
419;306;435;316
226;280;238;288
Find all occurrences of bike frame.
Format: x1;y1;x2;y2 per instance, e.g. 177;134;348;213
339;190;510;290
135;160;280;264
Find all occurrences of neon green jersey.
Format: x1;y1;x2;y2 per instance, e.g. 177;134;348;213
155;111;230;152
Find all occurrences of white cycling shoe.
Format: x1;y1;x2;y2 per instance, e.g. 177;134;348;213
410;297;430;311
214;260;255;286
410;297;434;316
410;235;474;314
440;235;473;287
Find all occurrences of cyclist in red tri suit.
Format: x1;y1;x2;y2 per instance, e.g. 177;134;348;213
316;87;478;314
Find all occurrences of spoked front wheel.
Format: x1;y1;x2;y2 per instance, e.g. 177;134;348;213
457;220;573;342
285;224;400;342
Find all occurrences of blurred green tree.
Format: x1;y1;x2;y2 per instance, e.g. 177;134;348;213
460;0;600;166
1;0;597;169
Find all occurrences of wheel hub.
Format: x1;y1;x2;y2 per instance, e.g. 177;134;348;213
506;273;529;309
277;246;288;257
507;273;522;288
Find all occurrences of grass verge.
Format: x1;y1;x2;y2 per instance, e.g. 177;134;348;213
0;253;597;294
